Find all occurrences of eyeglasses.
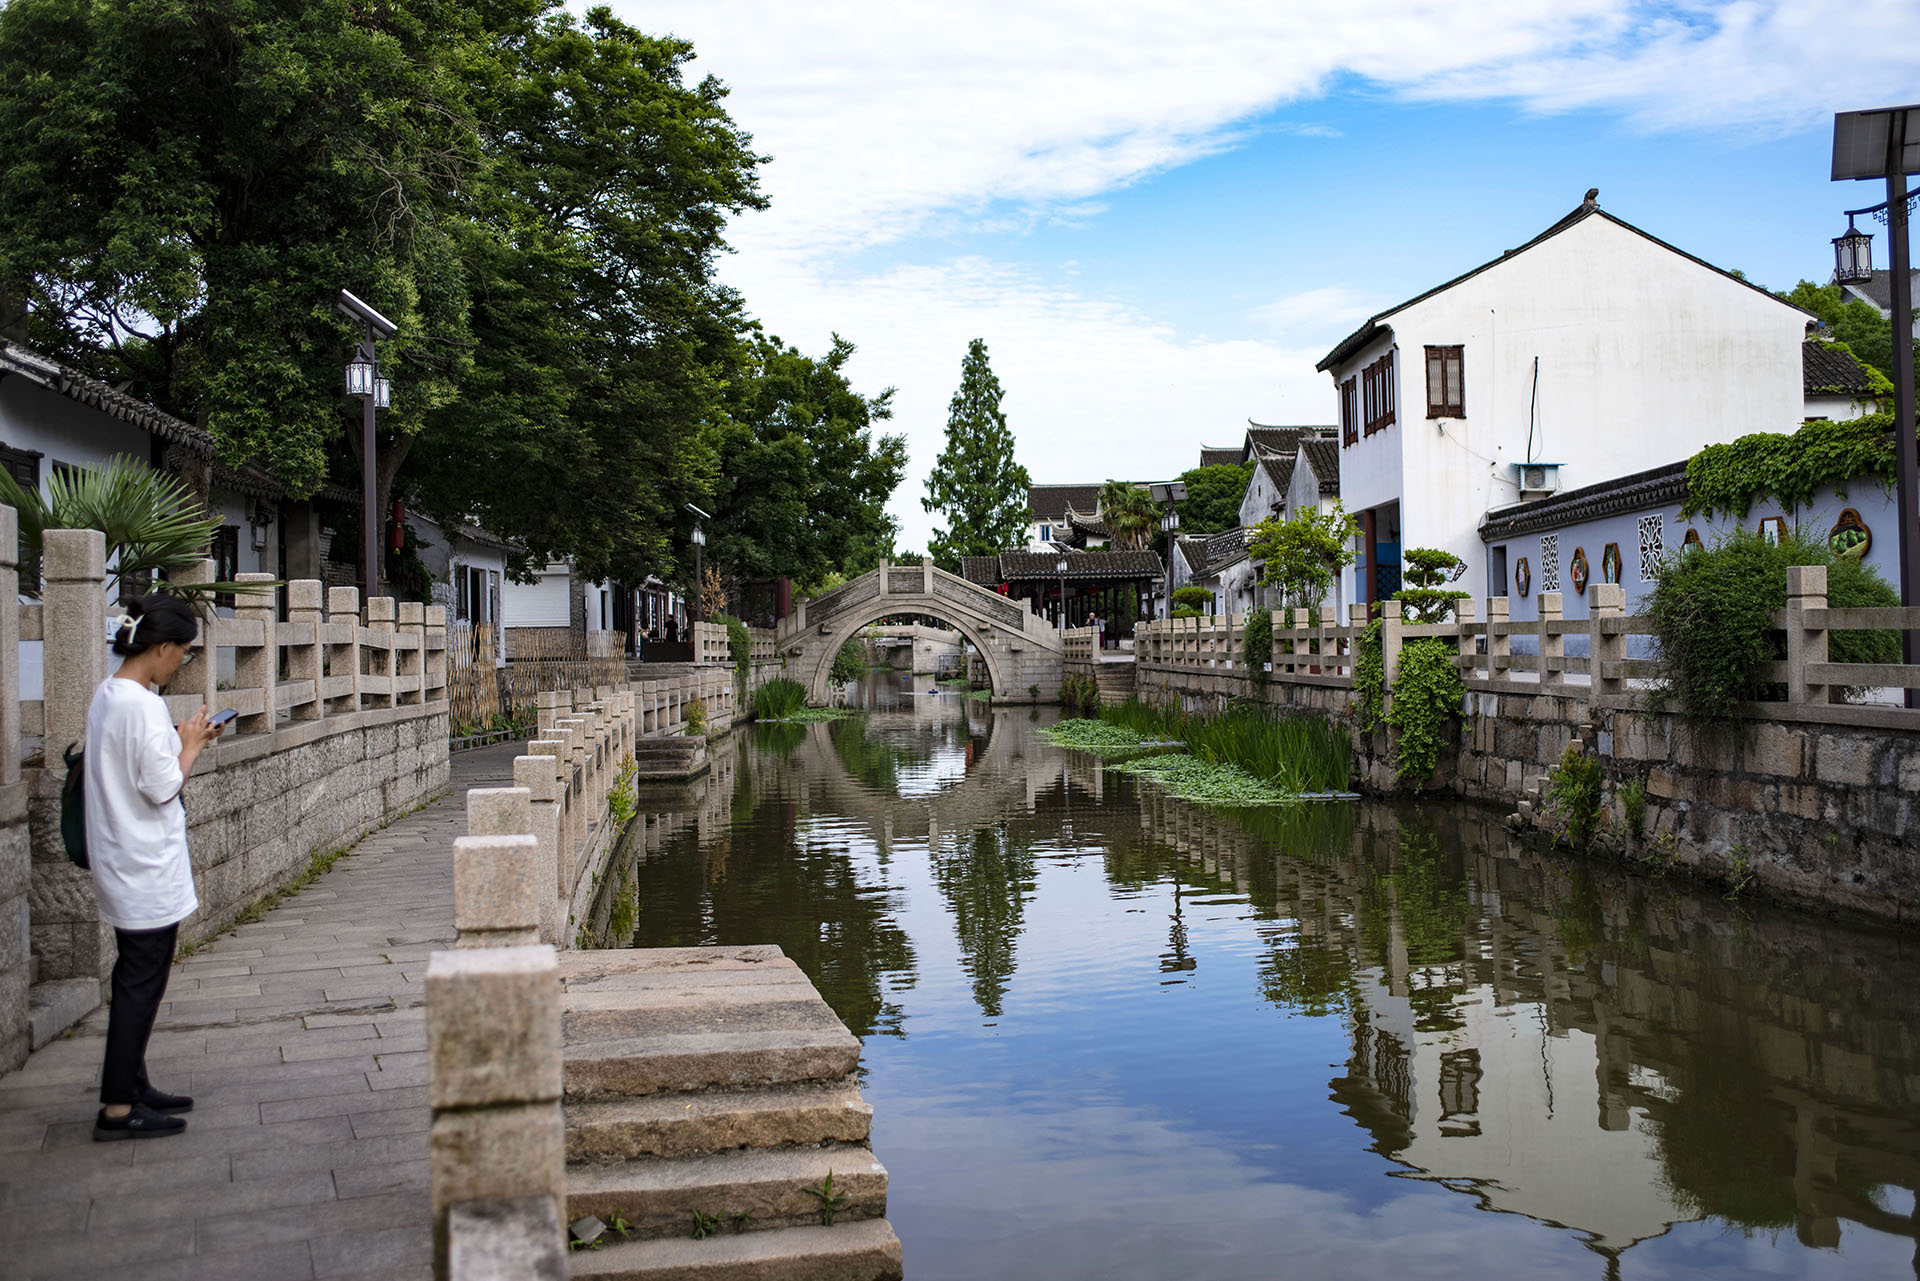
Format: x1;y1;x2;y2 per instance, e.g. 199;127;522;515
178;645;197;667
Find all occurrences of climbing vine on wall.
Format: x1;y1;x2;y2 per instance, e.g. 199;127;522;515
1353;619;1384;733
1682;412;1901;519
1385;638;1466;783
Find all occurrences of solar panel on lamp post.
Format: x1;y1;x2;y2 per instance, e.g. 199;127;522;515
1832;104;1920;705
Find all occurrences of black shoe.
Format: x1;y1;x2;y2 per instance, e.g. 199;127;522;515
93;1102;187;1141
139;1086;193;1114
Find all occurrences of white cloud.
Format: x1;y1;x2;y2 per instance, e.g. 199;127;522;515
603;1;1920;549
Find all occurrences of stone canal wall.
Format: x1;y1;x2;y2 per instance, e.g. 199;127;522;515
1131;577;1920;925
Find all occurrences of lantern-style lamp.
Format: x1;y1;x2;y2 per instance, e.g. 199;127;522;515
691;521;706;549
374;375;392;410
1833;216;1874;283
345;353;376;396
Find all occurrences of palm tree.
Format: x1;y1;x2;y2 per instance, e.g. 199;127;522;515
1098;479;1158;551
0;454;268;605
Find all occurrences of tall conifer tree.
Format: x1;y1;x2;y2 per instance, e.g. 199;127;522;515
922;338;1030;572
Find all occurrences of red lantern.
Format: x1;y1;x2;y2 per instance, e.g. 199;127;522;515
389;499;406;551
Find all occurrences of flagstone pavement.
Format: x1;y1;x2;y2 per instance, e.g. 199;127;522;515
0;742;521;1281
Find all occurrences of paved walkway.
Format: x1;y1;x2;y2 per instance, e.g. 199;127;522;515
0;743;520;1281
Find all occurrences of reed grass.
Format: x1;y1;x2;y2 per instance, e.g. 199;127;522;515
752;677;808;720
1099;698;1349;794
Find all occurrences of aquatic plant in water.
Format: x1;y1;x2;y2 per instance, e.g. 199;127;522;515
1107;754;1297;806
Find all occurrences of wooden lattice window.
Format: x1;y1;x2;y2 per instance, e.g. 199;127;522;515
1424;345;1465;418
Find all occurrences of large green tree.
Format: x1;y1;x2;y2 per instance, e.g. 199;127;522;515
1097;479;1157;550
922;338;1030;572
1176;462;1253;534
1776;279;1914;382
0;1;766;584
706;333;907;592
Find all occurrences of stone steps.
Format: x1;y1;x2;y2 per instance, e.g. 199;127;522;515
558;947;896;1279
567;1082;872;1162
568;1145;890;1241
569;1219;903;1281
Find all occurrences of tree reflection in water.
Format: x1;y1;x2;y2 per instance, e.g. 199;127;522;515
592;687;1920;1275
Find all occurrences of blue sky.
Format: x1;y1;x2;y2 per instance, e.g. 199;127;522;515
613;1;1920;553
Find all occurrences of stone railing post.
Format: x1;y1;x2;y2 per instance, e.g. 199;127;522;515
234;572;278;735
424;604;448;705
456;788;537;947
1378;599;1405;694
327;587;363;714
509;760;560;947
1486;596;1510;684
162;557;219;712
1589;584;1624;701
1454;597;1477;689
428;945;564;1280
1538;592;1564;693
287;579;324;722
42;530;107;760
1786;565;1829;707
398;600;426;706
523;743;568;929
367;595;398;709
1319;604;1339;679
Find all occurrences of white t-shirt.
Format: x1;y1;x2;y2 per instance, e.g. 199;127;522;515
83;677;197;931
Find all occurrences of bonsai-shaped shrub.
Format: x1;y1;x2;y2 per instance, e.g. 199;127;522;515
1647;527;1898;722
1393;547;1469;623
1172;586;1216;614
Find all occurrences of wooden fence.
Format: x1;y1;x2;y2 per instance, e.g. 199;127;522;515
1135;569;1920;730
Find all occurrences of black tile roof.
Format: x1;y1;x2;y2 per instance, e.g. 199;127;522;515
1316;201;1818;373
1245;424;1333;457
1840;269;1920;314
1300;439;1341;495
1198;445;1242;468
1027;484;1102;520
986;548;1164;582
960;555;1002;586
1254;449;1294;498
1803;338;1880;397
1478;460;1689;542
0;339;215;458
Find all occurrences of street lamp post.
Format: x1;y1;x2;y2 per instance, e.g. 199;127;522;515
686;503;711;625
337;290;396;603
1149;480;1186;619
1832;104;1919;705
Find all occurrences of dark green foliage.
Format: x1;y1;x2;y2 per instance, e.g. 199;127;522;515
923;339;1030;572
829;638;867;686
1170;606;1201;619
724;616;752;688
1545;745;1605;849
1353;619;1385;733
1172;586;1215;613
1392;547;1469;623
708;335;907;588
1099;698;1350;794
1173;463;1254;534
1384;638;1465;783
1683;413;1905;520
1249;503;1357;610
1242;608;1272;688
1058;672;1101;714
1776;280;1912;383
1620;779;1647;840
751;677;806;720
1647;527;1899;722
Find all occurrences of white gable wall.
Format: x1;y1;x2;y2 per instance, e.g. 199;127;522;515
1332;213;1807;598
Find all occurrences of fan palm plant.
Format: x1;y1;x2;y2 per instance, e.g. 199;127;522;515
0;454;272;606
1098;479;1159;550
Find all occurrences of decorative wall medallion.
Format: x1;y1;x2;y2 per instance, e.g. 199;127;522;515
1601;543;1623;585
1829;508;1871;560
1569;547;1590;595
1758;516;1786;545
1682;528;1703;551
1515;556;1532;598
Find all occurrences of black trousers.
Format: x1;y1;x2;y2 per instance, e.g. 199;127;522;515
99;923;178;1106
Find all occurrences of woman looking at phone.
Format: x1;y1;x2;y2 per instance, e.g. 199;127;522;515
84;594;226;1140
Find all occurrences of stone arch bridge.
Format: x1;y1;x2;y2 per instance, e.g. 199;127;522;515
774;562;1064;704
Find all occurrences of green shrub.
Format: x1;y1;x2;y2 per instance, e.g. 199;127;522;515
685;698;706;735
1384;637;1465;782
1352;619;1385;733
1057;672;1101;713
1172;586;1215;613
1241;608;1272;689
1171;606;1201;620
1647;527;1899;722
752;677;807;720
829;638;867;685
1393;547;1469;623
1545;744;1604;849
724;615;752;688
1619;778;1647;841
608;753;637;828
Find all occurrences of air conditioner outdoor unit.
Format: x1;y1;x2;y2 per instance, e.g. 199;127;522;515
1513;462;1562;497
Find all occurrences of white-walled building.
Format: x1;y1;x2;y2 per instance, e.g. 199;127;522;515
1316;194;1813;607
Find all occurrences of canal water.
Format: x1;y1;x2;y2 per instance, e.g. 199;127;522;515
586;672;1920;1280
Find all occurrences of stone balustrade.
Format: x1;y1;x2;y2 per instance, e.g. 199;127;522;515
2;521;452;1071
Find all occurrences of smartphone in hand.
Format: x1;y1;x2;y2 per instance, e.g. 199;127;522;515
209;709;239;729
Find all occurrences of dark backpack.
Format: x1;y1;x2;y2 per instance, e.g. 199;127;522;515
60;743;88;869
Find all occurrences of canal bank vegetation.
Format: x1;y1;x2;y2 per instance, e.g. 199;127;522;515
750;676;855;723
1043;698;1350;804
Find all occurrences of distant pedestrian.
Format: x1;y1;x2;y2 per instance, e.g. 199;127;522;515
665;616;679;643
85;595;225;1141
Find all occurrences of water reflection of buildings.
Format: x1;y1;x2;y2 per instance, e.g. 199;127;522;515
1135;793;1920;1272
